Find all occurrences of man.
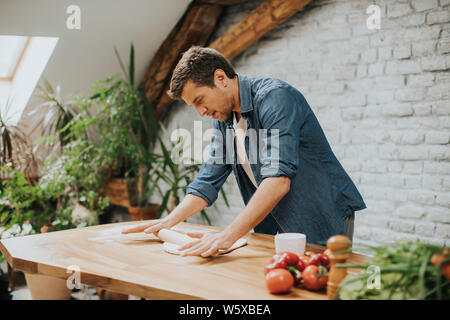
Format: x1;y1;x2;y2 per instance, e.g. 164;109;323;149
123;46;366;257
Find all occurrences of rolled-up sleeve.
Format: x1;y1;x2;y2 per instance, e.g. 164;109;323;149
186;121;232;206
258;87;301;180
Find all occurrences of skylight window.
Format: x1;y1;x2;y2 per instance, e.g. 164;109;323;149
0;36;30;81
0;35;58;125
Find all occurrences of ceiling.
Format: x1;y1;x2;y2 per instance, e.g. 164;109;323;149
0;0;192;97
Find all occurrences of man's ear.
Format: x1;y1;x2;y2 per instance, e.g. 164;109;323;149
214;69;227;87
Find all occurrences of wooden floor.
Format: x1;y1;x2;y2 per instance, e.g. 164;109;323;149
0;221;369;300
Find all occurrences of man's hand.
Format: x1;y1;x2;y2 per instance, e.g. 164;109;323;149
178;231;235;258
121;217;174;235
121;194;208;236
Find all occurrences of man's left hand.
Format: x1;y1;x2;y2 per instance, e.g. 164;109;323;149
178;231;235;258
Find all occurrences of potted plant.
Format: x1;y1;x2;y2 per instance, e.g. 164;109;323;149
37;91;111;227
25;78;110;226
0;93;95;299
29;78;80;152
0;164;75;300
89;44;164;219
126;159;164;221
41;146;109;227
0;158;107;299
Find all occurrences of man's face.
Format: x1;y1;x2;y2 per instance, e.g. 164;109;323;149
181;76;235;122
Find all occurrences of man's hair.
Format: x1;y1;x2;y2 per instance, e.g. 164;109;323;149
167;46;237;100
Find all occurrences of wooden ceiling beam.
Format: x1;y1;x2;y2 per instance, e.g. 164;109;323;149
152;0;313;119
209;0;313;60
140;2;223;111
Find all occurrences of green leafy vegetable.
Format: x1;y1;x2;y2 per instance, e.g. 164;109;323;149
337;239;449;300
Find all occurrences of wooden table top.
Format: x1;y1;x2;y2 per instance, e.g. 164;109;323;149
0;221;369;300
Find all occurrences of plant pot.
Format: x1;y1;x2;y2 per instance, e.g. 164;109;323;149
127;204;160;221
99;178;137;207
24;273;72;300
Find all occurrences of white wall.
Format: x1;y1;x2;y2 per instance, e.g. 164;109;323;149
165;0;450;247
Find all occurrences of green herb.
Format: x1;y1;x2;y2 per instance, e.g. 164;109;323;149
337;239;449;300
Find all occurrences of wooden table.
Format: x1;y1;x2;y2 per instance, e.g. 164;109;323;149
0;221;369;300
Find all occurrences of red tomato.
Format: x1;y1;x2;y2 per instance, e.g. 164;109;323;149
441;263;450;281
431;254;450;281
280;252;300;266
302;265;328;291
319;253;330;267
308;254;322;266
298;254;310;266
296;259;305;272
264;252;300;275
268;252;299;265
265;269;295;294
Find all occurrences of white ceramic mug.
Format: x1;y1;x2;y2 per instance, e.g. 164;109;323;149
274;233;306;255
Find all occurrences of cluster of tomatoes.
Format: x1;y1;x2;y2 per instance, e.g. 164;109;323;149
264;250;331;294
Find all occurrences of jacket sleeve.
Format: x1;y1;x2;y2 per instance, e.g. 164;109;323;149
186;121;232;206
257;87;302;181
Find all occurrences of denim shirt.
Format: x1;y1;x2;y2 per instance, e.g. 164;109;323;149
186;74;366;245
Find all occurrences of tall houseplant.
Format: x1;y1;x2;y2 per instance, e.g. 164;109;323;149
91;44;164;220
29;79;80;151
97;44;230;222
1;90;109;300
38;94;111;224
96;44;227;222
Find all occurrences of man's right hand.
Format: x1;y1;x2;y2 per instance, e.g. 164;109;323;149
121;217;175;235
121;194;208;236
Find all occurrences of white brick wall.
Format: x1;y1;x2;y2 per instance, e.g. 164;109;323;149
164;0;450;248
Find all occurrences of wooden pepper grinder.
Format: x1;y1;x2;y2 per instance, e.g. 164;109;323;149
326;235;351;300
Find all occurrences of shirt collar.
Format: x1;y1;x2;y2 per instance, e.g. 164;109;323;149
237;73;254;114
225;73;253;127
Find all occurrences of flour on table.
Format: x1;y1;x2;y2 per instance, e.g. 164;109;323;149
88;223;158;242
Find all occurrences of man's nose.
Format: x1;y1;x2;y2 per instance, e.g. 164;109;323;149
196;106;208;117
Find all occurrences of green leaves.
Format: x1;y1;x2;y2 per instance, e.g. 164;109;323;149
0;210;9;224
0;165;56;236
113;46;129;84
113;43;135;87
337;239;449;300
31;78;79;150
220;188;230;208
129;43;135;87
